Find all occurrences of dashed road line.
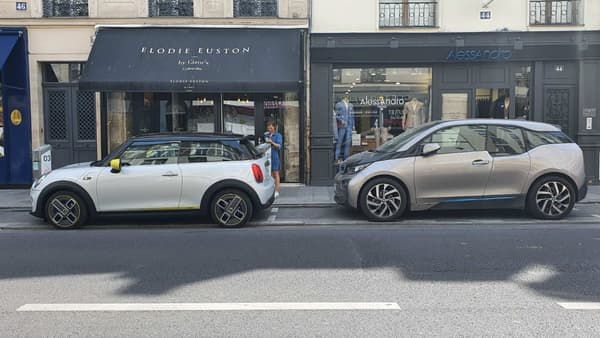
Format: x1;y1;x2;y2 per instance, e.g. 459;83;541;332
271;208;279;213
557;302;600;310
16;302;401;312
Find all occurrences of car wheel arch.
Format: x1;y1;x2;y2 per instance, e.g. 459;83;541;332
526;172;579;204
38;181;97;217
356;174;411;212
201;179;260;212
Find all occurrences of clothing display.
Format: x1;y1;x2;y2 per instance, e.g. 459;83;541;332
334;99;354;161
493;95;510;119
402;98;426;129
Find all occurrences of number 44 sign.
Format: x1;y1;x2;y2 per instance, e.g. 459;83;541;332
16;2;27;11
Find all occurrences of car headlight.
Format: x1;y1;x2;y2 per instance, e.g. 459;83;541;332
347;163;371;174
32;174;48;189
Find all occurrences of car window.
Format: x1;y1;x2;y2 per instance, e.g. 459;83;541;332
427;125;487;154
486;126;526;156
179;141;254;163
118;141;180;166
526;130;573;149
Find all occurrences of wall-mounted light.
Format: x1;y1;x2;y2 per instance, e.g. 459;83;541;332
554;65;565;72
514;37;523;50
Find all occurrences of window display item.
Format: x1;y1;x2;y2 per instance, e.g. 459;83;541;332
335;97;354;162
402;97;426;129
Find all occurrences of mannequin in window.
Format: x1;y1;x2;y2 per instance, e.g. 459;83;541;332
493;92;510;119
335;96;354;163
402;97;425;130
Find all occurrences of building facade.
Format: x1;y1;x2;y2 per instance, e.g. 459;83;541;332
0;0;309;186
310;0;600;186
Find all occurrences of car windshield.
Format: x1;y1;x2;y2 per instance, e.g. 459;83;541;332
375;121;441;153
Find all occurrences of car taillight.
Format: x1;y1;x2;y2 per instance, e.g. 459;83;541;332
252;164;264;183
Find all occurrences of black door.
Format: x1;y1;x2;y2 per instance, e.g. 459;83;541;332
543;86;577;138
44;86;97;169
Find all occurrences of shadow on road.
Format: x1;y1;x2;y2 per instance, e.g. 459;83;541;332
1;215;600;302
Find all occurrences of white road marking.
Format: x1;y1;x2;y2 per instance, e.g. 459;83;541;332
267;215;277;222
271;208;279;213
557;302;600;310
592;214;600;219
16;302;400;312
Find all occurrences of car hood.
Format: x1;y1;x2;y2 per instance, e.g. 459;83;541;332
341;150;397;168
58;162;93;170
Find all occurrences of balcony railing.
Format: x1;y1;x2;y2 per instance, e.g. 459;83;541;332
234;0;278;17
529;0;580;25
43;0;88;17
149;0;193;17
379;1;437;27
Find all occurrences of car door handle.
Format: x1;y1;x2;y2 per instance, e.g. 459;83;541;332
472;159;490;166
161;172;179;177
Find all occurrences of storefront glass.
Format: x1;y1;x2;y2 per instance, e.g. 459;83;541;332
105;91;301;182
515;66;532;120
332;67;432;162
475;88;510;119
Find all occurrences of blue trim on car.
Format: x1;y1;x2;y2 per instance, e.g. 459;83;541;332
443;196;517;203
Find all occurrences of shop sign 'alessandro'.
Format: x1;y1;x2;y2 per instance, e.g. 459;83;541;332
140;47;251;55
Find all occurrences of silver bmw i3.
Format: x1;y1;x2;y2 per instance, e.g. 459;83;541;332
335;119;587;221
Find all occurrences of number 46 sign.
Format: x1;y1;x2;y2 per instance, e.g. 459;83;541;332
16;2;27;11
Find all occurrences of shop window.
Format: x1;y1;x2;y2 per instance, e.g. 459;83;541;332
149;0;193;17
475;88;510;119
234;0;278;17
379;0;437;27
515;66;532;120
43;64;85;83
441;93;468;120
43;0;88;17
224;95;256;136
332;67;432;162
529;0;581;25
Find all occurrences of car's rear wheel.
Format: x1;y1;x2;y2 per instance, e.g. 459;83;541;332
45;190;88;229
359;178;408;222
210;189;253;228
527;176;575;220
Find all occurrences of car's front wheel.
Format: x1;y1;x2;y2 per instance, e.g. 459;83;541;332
359;178;408;222
210;189;254;228
45;190;88;229
527;176;575;220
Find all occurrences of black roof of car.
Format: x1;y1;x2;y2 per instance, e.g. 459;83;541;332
131;132;248;142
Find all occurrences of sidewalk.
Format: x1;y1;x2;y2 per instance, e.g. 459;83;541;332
1;184;599;209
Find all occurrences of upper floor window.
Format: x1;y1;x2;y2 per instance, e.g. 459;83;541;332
529;0;581;25
234;0;278;17
43;0;88;17
379;0;437;28
149;0;193;17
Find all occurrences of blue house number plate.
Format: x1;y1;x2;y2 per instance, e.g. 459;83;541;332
16;2;27;11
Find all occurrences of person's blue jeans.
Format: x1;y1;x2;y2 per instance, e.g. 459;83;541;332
335;126;352;161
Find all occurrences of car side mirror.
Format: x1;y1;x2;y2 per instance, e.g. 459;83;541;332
110;159;121;173
422;143;441;156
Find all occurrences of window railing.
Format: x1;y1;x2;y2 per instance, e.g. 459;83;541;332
149;0;193;17
529;0;580;25
234;0;278;17
379;1;437;27
43;0;88;17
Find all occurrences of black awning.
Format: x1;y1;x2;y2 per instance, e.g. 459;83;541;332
79;28;303;92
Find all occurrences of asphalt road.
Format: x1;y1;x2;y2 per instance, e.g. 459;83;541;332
1;213;600;337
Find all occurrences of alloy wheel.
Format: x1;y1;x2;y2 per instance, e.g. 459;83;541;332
535;181;571;217
214;193;249;227
48;195;81;228
365;183;403;218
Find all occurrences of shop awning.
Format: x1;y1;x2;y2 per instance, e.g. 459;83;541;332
0;34;19;70
79;28;303;92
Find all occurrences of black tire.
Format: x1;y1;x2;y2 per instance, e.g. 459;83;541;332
359;177;408;222
210;189;254;228
45;190;88;229
526;175;575;220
